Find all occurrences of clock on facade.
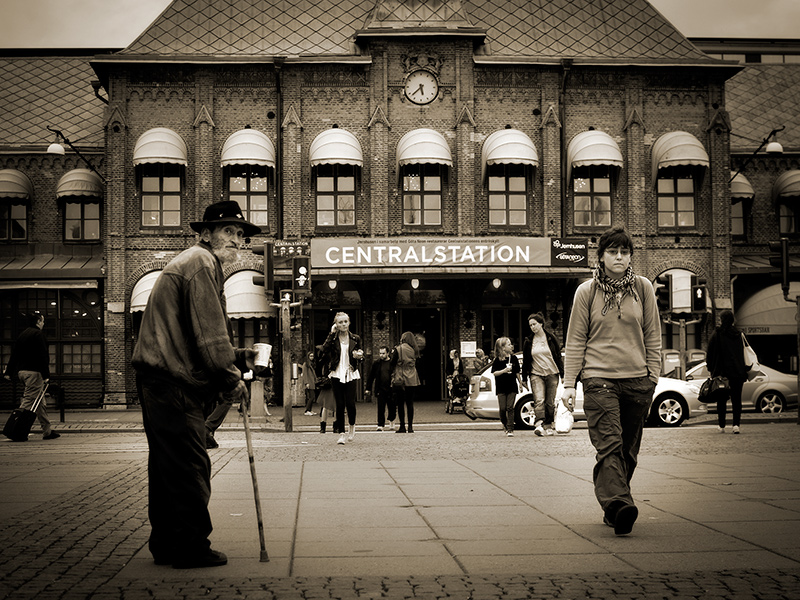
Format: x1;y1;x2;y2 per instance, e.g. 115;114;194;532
404;69;439;105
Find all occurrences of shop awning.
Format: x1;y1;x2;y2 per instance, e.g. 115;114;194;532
566;130;623;182
737;282;800;335
224;270;277;319
481;129;538;180
0;169;34;199
130;270;161;313
133;128;188;166
651;131;708;184
220;129;275;168
0;279;98;290
310;128;363;167
772;170;800;202
730;171;755;203
0;253;104;279
56;169;103;199
397;129;452;170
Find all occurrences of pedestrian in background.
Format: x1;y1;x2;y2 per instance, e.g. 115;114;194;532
132;200;258;568
391;331;421;433
706;309;748;434
522;312;563;437
3;313;60;440
366;345;395;430
561;226;661;536
322;311;363;445
491;336;523;437
301;350;317;416
315;345;335;433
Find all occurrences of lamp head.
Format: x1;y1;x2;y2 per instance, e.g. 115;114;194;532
47;143;65;155
766;140;784;154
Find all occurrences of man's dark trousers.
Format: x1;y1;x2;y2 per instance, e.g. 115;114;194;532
376;387;395;428
139;376;213;562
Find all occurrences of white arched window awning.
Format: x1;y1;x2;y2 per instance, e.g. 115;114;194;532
651;131;709;185
481;129;538;181
396;129;452;173
130;271;162;313
220;129;275;168
772;170;800;203
133;128;188;166
224;270;277;319
56;169;103;199
730;171;755;204
310;128;363;167
566;130;623;182
0;169;34;199
737;282;800;335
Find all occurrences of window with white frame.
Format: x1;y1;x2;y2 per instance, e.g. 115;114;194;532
64;199;101;241
657;167;697;228
488;164;528;226
315;164;356;228
227;165;269;230
402;164;443;226
573;165;612;228
140;164;182;228
0;200;27;240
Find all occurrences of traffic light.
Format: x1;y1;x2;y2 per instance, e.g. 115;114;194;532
769;238;790;296
251;242;274;301
292;256;310;294
654;273;672;312
690;276;707;313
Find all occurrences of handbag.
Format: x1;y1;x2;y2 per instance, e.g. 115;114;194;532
698;375;729;401
554;400;574;434
741;333;759;378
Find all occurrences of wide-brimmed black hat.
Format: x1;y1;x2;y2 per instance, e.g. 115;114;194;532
190;200;261;237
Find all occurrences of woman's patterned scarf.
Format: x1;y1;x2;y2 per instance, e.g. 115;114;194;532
593;265;639;318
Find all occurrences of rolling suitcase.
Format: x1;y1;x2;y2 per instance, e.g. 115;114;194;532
3;383;48;442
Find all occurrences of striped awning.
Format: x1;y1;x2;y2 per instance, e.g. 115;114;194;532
730;171;755;203
566;130;623;182
224;270;277;319
133;128;188;166
220;129;275;168
481;129;538;180
130;271;161;313
652;131;709;185
397;129;452;169
0;169;34;199
773;170;800;202
310;128;363;167
56;169;103;199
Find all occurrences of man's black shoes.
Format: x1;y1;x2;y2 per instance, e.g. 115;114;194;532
612;504;638;536
172;549;228;569
43;431;60;440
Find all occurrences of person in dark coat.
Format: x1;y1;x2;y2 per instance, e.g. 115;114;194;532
706;309;749;434
366;345;395;430
132;200;258;569
3;312;59;440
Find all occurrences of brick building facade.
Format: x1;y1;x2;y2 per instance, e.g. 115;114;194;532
5;1;795;409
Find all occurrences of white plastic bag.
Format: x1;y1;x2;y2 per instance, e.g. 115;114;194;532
554;400;574;434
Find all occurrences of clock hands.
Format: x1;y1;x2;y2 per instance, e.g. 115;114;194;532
412;83;425;96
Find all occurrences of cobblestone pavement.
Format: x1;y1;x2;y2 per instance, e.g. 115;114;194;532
0;419;799;599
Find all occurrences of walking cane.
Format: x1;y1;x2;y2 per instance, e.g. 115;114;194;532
241;400;269;562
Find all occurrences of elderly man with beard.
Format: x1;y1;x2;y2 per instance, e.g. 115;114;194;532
132;200;260;569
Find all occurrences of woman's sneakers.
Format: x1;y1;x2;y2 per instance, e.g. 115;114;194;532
733;425;740;434
337;433;346;445
348;425;356;441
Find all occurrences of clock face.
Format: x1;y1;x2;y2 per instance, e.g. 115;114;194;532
404;70;439;105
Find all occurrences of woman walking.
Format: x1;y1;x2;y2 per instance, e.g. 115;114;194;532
522;312;563;436
491;336;523;437
321;312;363;445
391;331;421;433
706;309;749;434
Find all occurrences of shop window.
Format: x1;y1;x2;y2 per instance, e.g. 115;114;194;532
227;165;269;231
0;201;27;241
779;203;799;235
487;164;528;227
139;164;182;228
402;164;443;226
315;164;356;228
64;200;101;241
62;343;102;374
657;168;696;229
573;165;612;228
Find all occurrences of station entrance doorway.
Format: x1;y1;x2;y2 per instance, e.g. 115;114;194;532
396;307;444;403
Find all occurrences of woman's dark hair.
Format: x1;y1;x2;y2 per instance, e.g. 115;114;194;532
596;226;634;262
719;309;736;330
27;313;43;327
527;312;546;325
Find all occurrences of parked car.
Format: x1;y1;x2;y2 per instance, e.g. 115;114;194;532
682;362;798;414
465;353;707;429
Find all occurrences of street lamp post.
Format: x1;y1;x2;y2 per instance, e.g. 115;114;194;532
46;126;106;183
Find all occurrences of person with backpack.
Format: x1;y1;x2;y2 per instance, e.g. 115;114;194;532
706;309;749;434
561;226;661;536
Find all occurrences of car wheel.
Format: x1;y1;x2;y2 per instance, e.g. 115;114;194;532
514;396;537;430
650;394;686;427
756;392;785;413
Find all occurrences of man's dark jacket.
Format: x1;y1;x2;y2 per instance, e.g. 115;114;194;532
4;326;50;379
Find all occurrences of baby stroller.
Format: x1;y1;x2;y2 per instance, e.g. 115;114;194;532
446;373;470;414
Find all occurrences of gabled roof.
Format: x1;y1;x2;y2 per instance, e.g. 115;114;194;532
98;0;722;67
0;56;104;149
726;64;800;153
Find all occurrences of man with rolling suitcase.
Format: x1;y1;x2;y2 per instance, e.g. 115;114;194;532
3;313;60;441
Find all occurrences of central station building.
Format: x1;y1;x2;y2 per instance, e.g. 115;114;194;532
7;0;788;407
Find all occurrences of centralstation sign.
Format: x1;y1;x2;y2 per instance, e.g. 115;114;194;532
310;237;588;270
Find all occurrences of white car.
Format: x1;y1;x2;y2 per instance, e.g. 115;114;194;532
465;353;707;428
